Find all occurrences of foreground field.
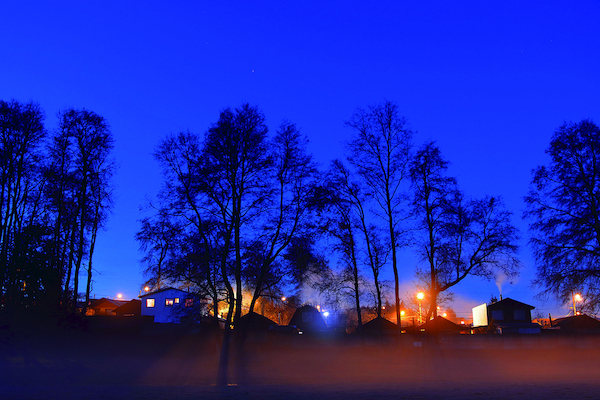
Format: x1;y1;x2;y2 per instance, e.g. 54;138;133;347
2;322;600;399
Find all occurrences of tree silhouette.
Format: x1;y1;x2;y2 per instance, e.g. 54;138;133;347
346;100;412;331
525;119;600;311
411;142;520;320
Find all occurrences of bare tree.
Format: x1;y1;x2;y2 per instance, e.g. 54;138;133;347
246;121;319;314
52;109;114;313
411;142;520;319
346;100;412;330
0;100;47;314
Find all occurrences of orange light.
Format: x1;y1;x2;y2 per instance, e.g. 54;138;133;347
442;312;447;318
417;292;425;300
144;286;150;292
574;293;582;302
281;296;286;302
117;293;123;299
400;310;405;316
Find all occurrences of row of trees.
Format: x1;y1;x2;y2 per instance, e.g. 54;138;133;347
0;99;114;321
137;101;523;333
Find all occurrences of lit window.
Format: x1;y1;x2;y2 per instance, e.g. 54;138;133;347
146;298;155;308
185;298;194;308
174;297;180;304
165;298;174;307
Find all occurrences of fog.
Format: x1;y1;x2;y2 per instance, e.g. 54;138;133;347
2;326;600;399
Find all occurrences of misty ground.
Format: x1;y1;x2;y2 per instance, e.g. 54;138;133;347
1;319;599;399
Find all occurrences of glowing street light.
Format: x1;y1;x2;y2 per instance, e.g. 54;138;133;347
416;292;425;324
144;286;150;292
117;293;123;299
573;293;582;315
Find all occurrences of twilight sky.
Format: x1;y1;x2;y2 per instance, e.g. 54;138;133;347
1;2;599;318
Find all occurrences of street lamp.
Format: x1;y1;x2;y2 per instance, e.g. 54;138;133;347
416;292;425;324
573;293;582;315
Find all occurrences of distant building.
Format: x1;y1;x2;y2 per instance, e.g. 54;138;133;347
551;314;600;333
85;298;128;316
139;287;197;323
419;316;464;335
288;305;328;332
113;299;141;317
361;316;397;335
472;297;541;334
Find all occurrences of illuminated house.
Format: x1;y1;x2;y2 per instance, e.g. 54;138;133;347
472;297;540;334
139;287;196;323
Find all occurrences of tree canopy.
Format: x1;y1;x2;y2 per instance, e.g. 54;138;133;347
525;119;600;311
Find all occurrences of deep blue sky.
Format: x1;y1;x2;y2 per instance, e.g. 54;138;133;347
2;2;599;318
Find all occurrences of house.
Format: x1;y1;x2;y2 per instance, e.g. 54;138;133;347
472;297;541;334
288;305;328;333
113;299;141;317
419;316;464;335
85;298;128;316
361;316;397;335
139;287;197;323
551;314;600;333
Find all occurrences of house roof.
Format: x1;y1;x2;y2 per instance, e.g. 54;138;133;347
237;312;277;331
362;316;397;332
419;316;463;333
113;299;141;315
138;287;191;298
487;297;535;310
289;305;328;331
553;314;600;330
88;298;127;309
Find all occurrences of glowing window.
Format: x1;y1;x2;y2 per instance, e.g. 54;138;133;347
146;298;155;308
165;298;174;307
174;297;180;304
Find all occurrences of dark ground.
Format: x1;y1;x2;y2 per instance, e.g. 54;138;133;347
1;318;600;399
